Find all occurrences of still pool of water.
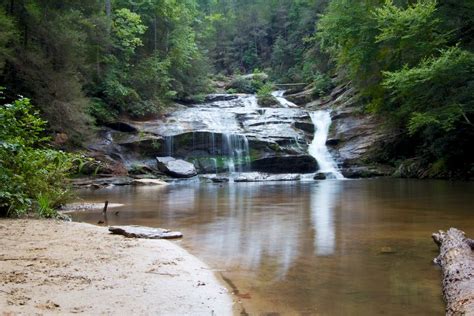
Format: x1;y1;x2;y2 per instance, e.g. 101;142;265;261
72;179;474;315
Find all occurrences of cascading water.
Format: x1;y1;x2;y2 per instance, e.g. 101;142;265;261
165;136;174;156
166;131;251;179
272;90;298;108
308;111;345;179
222;134;251;181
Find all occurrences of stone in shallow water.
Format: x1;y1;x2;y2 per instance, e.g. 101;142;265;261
313;172;327;180
109;225;183;239
156;157;197;178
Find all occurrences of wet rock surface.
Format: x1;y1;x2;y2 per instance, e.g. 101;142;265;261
303;83;394;177
87;94;317;178
84;86;393;180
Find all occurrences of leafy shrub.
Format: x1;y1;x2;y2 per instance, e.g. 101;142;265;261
312;72;334;97
88;98;118;124
227;76;255;93
226;73;269;93
257;83;278;106
0;94;77;217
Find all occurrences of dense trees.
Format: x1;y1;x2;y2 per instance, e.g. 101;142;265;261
198;0;330;82
0;0;209;141
0;0;473;179
317;0;474;177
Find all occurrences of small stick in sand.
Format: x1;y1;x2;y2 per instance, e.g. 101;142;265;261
102;201;109;214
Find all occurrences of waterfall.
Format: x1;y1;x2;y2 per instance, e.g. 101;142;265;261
165;136;174;156
308;111;344;179
222;134;251;180
272;90;298;108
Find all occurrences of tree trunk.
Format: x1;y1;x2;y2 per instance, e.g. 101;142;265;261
105;0;111;18
432;228;474;315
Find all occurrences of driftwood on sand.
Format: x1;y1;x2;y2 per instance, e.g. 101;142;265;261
109;225;183;239
432;228;474;315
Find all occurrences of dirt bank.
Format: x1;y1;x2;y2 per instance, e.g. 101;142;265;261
0;219;234;315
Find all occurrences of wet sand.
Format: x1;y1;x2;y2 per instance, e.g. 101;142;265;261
0;219;234;315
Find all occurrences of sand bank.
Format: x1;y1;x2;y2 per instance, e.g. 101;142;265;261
0;219;233;315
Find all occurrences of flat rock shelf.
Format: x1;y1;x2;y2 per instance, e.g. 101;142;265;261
109;225;183;239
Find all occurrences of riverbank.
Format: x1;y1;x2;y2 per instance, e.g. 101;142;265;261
0;219;234;315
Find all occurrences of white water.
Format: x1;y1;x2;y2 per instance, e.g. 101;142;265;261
308;111;345;179
272;90;298;108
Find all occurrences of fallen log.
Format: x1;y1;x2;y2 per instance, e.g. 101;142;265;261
109;225;183;239
432;228;474;315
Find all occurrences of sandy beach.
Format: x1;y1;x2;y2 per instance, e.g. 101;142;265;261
0;219;234;315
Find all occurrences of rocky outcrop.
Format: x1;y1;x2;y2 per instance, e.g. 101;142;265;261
156;157;197;178
305;83;395;178
284;88;316;105
83;85;395;180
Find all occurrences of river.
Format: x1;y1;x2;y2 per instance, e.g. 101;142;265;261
72;178;474;315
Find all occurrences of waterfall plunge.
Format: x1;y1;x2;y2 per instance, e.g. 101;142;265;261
308;111;344;180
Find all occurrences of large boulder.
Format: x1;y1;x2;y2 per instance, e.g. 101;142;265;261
284;88;316;105
156;157;197;178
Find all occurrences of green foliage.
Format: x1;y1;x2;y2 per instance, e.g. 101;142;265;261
198;0;330;81
383;47;474;135
374;0;445;67
88;98;118;124
112;9;147;58
0;0;212;132
0;95;77;217
317;0;474;177
256;83;277;106
312;72;333;97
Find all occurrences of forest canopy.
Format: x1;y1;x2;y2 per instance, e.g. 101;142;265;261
0;0;473;177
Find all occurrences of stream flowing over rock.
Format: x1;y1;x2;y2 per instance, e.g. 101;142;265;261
305;83;395;178
85;84;391;180
88;94;322;179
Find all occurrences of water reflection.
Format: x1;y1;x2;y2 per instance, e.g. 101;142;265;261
311;181;339;256
196;184;302;279
72;179;474;315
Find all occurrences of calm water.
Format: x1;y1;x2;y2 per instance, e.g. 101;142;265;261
72;179;474;315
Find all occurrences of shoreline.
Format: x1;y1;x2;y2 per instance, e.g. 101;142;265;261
0;219;234;315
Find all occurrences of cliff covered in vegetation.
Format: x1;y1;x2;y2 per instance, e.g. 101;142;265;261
1;0;473;180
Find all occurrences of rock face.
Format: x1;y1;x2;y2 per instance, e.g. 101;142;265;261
85;84;394;179
284;88;316;105
251;155;318;174
87;94;318;177
305;83;395;178
156;157;197;178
